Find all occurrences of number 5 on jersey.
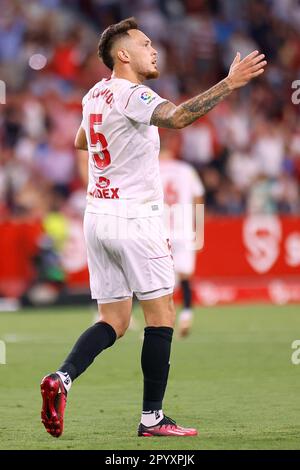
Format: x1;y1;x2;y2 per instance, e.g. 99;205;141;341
89;114;111;170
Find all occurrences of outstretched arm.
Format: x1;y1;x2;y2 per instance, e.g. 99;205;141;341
150;50;267;129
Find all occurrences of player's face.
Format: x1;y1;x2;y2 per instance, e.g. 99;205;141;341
126;29;159;80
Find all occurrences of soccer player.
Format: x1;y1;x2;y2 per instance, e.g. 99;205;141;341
159;143;205;337
40;17;266;438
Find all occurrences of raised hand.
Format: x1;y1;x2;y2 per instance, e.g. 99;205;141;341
150;50;267;129
226;50;267;90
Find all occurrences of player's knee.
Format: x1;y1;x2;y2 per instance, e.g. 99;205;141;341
149;297;176;327
167;301;176;327
163;297;176;327
114;318;130;338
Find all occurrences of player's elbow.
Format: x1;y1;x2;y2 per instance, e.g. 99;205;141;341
74;140;86;150
74;136;87;150
74;139;81;150
74;127;88;150
172;109;187;129
174;119;186;129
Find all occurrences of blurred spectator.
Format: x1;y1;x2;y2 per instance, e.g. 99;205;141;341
252;120;285;178
227;145;260;191
247;175;277;214
272;173;300;213
223;30;259;71
181;116;219;167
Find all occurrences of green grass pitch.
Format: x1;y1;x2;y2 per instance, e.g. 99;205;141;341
0;303;300;450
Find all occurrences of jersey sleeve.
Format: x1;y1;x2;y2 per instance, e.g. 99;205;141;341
119;85;167;126
190;167;205;198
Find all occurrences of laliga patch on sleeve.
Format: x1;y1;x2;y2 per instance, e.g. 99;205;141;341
140;90;157;105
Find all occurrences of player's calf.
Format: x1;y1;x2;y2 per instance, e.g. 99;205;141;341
178;309;193;337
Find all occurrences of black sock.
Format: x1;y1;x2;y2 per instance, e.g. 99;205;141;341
141;326;173;411
181;279;192;309
59;321;117;381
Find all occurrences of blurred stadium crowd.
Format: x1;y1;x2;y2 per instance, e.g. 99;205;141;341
1;0;300;220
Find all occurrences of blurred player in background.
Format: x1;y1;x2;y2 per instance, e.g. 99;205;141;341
40;17;266;438
159;138;205;337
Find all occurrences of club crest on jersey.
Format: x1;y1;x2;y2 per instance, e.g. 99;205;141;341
97;177;110;189
140;90;156;105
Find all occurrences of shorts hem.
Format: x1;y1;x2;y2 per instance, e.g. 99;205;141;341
135;286;174;301
96;295;132;304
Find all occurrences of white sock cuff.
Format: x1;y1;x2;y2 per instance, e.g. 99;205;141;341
141;409;163;426
179;309;193;322
56;371;72;392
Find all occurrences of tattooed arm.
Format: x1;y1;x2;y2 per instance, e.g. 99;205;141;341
151;79;231;129
151;50;267;129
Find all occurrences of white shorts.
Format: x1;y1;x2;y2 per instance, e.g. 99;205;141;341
171;240;196;276
84;212;175;303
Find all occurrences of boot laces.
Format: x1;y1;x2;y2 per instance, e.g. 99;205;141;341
160;415;177;428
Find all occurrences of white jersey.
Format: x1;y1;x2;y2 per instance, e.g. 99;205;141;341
160;159;205;243
159;160;205;206
81;77;167;218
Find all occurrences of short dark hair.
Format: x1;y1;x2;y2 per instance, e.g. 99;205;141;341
98;17;138;71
